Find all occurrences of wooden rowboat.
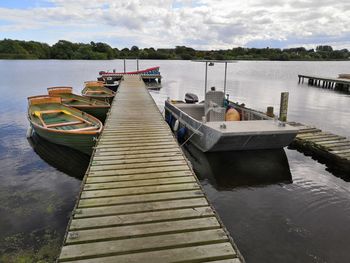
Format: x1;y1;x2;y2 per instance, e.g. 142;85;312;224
82;82;115;103
47;87;110;121
27;96;103;155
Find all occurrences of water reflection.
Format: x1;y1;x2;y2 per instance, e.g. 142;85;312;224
27;132;89;180
183;143;292;189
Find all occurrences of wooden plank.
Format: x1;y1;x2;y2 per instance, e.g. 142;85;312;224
75;197;208;218
95;144;177;152
84;176;196;190
326;143;350;149
94;147;181;157
297;129;322;134
91;156;184;166
89;160;187;171
78;190;204;208
60;229;228;261
95;141;178;149
92;151;182;161
99;136;172;142
81;183;200;199
70;206;214;230
331;149;350;154
307;136;343;142
59;243;237;263
86;171;193;183
297;133;333;140
304;136;346;143
89;166;191;177
66;217;220;244
317;139;349;145
97;139;176;146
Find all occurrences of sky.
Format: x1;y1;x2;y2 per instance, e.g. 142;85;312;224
0;0;350;50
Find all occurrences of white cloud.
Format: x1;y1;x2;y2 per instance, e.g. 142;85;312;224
0;0;350;49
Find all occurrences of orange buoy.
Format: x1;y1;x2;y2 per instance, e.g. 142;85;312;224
225;108;240;121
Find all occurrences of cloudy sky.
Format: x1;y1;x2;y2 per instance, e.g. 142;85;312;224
1;0;350;49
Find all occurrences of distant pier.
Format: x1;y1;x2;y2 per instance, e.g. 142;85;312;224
298;74;350;92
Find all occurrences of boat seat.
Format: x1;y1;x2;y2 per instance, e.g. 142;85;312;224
46;121;83;128
33;110;93;127
205;90;226;121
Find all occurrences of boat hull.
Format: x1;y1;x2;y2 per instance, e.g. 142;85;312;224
74;107;109;122
30;123;97;155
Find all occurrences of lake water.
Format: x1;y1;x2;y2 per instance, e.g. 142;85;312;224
0;60;349;262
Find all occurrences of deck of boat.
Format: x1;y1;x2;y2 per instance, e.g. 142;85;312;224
58;74;243;262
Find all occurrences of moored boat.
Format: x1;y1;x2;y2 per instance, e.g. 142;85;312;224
82;82;115;103
165;89;298;152
27;95;103;155
47;87;110;121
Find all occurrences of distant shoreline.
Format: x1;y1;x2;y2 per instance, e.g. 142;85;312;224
1;38;349;61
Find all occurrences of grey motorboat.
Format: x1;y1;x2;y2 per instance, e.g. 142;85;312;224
165;89;298;152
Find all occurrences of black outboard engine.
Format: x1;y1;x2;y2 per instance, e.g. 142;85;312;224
185;93;199;104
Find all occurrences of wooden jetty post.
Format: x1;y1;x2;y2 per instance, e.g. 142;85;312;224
58;74;244;262
279;92;289;122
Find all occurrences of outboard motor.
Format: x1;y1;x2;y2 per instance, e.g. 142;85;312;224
185;93;199;104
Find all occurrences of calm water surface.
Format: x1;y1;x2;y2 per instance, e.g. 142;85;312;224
0;60;349;262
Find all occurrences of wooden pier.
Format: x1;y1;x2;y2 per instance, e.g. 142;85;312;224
288;122;350;172
298;74;350;92
58;75;243;262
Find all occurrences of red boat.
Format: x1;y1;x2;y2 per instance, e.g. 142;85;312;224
99;66;160;76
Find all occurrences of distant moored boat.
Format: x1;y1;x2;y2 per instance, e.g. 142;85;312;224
47;86;110;121
82;81;115;103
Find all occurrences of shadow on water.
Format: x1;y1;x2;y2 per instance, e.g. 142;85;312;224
27;132;89;180
183;143;292;189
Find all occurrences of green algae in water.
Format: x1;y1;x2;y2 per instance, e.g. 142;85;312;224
0;230;61;263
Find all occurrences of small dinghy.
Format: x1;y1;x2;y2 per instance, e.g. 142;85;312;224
82;81;115;103
47;87;110;121
27;95;103;155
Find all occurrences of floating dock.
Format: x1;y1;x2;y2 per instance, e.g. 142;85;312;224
298;74;350;92
288;122;350;172
58;75;243;262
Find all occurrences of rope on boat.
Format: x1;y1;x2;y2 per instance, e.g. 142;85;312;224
179;122;204;148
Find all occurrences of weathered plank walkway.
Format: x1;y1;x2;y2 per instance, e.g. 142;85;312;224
298;74;350;92
288;122;350;172
58;75;243;262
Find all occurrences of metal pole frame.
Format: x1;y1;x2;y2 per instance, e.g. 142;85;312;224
137;59;139;71
124;59;126;73
204;61;208;99
224;62;228;95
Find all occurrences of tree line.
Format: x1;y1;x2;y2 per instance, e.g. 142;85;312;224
0;38;349;60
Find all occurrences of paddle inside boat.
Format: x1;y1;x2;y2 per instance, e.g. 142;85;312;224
27;95;103;155
47;87;110;121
